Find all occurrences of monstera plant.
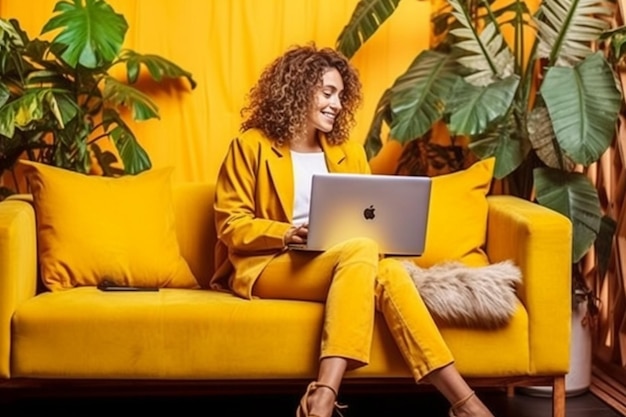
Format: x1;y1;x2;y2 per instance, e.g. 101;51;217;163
337;0;622;294
0;0;196;198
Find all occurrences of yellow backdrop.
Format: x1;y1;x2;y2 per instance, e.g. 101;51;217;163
0;0;431;183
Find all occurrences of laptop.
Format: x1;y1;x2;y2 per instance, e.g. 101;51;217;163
288;173;432;256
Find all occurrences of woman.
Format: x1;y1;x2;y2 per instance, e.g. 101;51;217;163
210;43;495;417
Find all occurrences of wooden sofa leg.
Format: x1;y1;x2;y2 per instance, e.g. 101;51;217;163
552;375;566;417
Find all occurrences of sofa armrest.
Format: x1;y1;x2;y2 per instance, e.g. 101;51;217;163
486;195;572;374
0;196;37;379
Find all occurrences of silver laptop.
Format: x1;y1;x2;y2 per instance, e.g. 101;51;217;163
288;173;432;255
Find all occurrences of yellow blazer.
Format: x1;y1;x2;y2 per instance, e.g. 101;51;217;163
210;128;371;299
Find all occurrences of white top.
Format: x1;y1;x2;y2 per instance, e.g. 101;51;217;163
291;151;328;226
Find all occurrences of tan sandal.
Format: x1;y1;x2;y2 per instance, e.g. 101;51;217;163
296;381;348;417
449;390;475;417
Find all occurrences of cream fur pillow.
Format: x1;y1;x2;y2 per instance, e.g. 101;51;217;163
402;260;522;329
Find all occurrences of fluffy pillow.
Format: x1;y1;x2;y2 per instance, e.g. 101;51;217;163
403;260;521;328
415;157;495;268
21;161;198;291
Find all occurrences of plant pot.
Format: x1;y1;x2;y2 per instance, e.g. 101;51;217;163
519;298;592;397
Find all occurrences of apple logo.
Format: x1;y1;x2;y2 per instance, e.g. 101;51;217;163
363;205;376;220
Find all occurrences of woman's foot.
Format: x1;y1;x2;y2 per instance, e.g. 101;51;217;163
449;391;495;417
296;382;346;417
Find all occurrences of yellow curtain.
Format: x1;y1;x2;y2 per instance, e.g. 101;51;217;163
0;0;432;183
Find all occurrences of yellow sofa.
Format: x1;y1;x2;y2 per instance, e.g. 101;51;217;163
0;167;572;415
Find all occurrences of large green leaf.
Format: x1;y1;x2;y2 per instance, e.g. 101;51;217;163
336;0;402;59
120;50;197;89
103;76;159;121
388;50;461;142
447;75;519;136
535;0;613;66
41;0;128;68
534;167;601;262
541;52;621;166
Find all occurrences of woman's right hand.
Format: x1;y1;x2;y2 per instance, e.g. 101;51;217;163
284;224;308;245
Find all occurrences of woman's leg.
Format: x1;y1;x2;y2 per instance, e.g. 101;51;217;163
253;237;379;417
375;258;494;417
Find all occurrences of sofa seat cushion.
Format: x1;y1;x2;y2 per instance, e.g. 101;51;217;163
12;288;529;379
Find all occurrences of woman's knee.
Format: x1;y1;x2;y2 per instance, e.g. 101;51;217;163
332;237;380;262
377;257;412;287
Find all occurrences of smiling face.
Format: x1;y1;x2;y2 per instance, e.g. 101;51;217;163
306;67;344;135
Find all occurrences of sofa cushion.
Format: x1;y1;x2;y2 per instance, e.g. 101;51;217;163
413;157;494;268
21;161;198;290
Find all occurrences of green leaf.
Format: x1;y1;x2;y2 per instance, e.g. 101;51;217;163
103;76;159;121
534;167;601;262
0;89;63;137
594;215;616;281
336;0;402;59
535;0;613;66
469;119;530;179
448;0;516;86
363;88;393;160
388;50;461;142
448;75;519;136
541;52;621;166
41;0;128;68
102;108;151;174
120;50;197;89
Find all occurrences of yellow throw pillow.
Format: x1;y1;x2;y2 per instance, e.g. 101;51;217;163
413;157;495;268
21;161;198;291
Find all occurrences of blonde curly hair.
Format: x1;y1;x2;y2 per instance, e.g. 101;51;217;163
240;43;362;146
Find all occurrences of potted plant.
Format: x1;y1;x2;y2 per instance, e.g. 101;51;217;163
0;0;196;199
336;0;623;394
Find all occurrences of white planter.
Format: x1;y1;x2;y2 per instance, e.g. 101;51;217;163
519;299;592;397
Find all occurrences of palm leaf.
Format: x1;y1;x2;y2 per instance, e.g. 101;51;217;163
535;0;613;67
534;167;601;262
447;0;516;86
540;52;621;166
387;50;461;142
41;0;128;68
336;0;402;59
103;76;159;121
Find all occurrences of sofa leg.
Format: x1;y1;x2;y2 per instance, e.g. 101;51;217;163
552;375;566;417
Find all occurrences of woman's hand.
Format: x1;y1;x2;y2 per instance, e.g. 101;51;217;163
284;224;308;245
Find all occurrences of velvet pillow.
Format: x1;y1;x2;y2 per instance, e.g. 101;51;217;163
413;157;495;268
21;161;198;291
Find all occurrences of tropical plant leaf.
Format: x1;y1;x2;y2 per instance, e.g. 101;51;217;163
541;52;621;166
363;88;393;160
448;75;519;136
387;50;461;142
534;167;601;262
599;25;626;64
447;0;516;86
103;76;159;121
594;215;616;282
102;108;151;174
527;106;575;170
0;88;66;137
120;50;197;89
535;0;613;67
41;0;128;68
336;0;402;59
469;117;530;179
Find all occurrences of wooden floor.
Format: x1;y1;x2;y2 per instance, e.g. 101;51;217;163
3;388;624;416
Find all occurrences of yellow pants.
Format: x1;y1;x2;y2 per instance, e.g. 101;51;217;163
252;237;454;381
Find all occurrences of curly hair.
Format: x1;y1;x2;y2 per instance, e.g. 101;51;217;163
240;43;362;146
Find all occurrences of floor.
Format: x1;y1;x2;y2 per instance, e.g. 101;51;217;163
2;388;624;416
